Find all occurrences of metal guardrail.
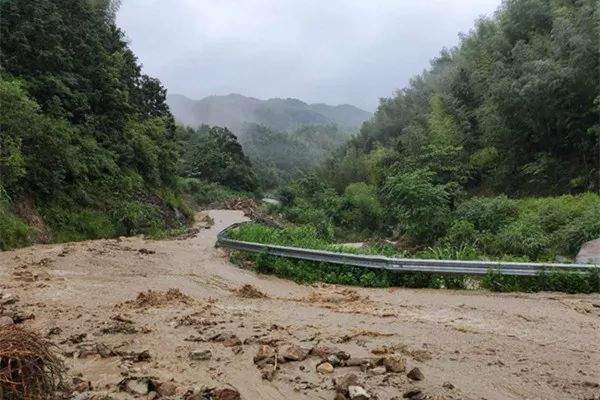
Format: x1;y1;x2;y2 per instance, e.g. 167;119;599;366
216;222;598;276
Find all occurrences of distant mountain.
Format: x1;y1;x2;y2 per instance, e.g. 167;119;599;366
167;93;371;133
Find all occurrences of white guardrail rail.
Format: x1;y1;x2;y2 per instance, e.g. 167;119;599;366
216;222;598;277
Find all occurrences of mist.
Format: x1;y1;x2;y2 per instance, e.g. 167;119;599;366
117;0;500;111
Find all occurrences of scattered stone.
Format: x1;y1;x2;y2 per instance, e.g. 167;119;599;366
280;344;310;362
368;366;386;376
261;364;277;381
138;248;156;255
348;385;370;400
442;381;455;390
209;387;241;400
190;349;212;361
334;373;360;393
46;326;62;336
407;367;424;381
121;349;151;362
382;355;406;373
121;377;151;395
156;382;177;396
210;332;242;347
311;345;341;358
316;362;334;374
0;294;17;305
345;358;370;367
327;354;342;367
254;344;276;363
403;389;425;400
0;316;14;326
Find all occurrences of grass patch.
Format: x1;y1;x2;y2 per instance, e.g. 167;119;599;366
226;222;600;293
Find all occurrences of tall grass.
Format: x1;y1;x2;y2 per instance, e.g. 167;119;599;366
227;222;600;293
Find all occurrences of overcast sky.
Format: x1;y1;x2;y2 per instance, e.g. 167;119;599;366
117;0;500;111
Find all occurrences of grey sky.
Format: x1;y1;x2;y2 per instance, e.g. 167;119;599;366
117;0;501;111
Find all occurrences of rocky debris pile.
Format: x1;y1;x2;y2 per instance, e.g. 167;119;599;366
116;376;241;400
247;340;437;399
224;197;283;228
233;284;268;299
0;292;34;326
120;289;194;309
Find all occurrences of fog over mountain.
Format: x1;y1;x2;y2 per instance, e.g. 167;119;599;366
117;1;500;111
167;93;372;134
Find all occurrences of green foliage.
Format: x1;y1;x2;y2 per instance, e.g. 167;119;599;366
482;268;600;294
240;124;350;189
179;178;242;207
335;183;383;233
381;169;451;243
324;0;599;195
0;191;30;250
455;196;518;233
0;0;258;249
179;125;257;192
228;221;599;293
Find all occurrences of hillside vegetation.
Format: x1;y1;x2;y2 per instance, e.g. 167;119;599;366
239;124;350;189
0;0;257;249
267;0;600;264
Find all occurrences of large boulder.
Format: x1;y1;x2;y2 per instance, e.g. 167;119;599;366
576;239;600;264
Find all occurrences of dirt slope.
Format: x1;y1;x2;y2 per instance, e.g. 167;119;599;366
0;210;599;400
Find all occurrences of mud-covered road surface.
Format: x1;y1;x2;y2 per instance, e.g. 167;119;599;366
1;210;599;400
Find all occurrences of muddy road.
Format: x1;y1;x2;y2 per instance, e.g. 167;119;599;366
0;210;598;400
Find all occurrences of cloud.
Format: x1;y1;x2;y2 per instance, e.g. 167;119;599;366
117;0;500;111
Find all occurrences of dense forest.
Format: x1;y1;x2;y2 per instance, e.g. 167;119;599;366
0;0;256;249
239;124;350;189
269;0;600;262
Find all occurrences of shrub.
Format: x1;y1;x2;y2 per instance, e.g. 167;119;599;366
381;168;452;243
335;183;383;232
455;195;518;233
0;199;30;250
441;220;479;247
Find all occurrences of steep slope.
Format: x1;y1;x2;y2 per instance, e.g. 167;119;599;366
167;93;371;133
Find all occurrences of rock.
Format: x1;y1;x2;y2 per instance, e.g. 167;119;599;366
124;378;150;395
46;326;62;336
368;366;386;376
383;355;406;373
334;393;349;400
327;354;342;367
223;336;242;347
407;367;424;381
261;364;277;381
576;238;600;264
0;294;17;305
316;362;334;374
254;344;276;363
0;316;14;326
147;392;158;400
210;333;242;347
403;389;425;400
334;373;360;393
348;386;370;400
189;349;212;361
280;344;310;361
210;387;241;400
442;381;455;389
311;345;341;358
345;358;370;367
156;382;178;396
